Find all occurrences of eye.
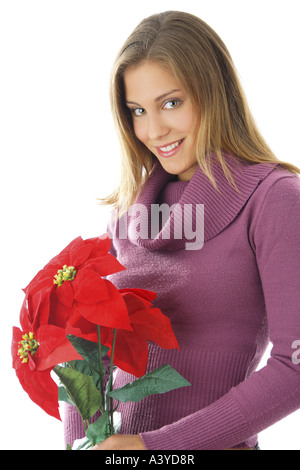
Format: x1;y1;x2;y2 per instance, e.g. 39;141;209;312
131;107;145;117
164;99;181;109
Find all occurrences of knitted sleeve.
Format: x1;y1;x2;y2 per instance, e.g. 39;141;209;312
140;174;300;450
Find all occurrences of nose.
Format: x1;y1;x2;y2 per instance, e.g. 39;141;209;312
147;114;170;142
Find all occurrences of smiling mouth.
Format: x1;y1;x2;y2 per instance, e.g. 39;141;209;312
157;139;184;152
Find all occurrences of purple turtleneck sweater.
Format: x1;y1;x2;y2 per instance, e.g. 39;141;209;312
64;155;300;450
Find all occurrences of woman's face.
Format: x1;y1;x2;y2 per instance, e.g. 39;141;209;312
124;61;199;181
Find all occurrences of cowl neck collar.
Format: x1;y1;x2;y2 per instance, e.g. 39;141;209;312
124;154;276;251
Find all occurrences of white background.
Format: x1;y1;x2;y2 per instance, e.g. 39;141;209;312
1;0;299;450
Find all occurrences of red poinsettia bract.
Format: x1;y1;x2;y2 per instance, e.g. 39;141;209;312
11;299;82;420
24;235;132;333
12;234;180;420
12;234;130;420
101;288;180;377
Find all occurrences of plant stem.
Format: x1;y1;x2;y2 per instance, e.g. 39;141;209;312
97;325;105;410
107;329;117;435
82;419;87;434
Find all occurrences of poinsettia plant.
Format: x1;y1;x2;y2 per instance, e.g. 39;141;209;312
12;234;190;449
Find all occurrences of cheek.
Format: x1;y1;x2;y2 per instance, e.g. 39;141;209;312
181;108;197;135
132;120;147;144
165;108;195;136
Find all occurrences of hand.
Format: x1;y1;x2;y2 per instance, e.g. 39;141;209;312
91;434;146;450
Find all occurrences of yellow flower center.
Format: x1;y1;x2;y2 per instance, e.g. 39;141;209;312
53;265;77;287
18;332;39;364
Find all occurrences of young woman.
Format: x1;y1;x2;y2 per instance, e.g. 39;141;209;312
64;11;300;450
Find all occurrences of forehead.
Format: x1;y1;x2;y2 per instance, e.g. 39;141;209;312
124;61;184;102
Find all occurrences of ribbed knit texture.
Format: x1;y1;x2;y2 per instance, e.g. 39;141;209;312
64;155;300;450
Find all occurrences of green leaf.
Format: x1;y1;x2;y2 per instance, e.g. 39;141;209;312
107;364;191;403
54;365;102;420
68;359;101;390
86;411;111;445
58;385;74;406
66;335;110;390
67;334;109;374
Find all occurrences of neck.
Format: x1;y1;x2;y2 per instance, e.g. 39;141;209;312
177;163;199;181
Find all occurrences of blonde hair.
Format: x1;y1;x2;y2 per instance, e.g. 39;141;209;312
101;10;300;214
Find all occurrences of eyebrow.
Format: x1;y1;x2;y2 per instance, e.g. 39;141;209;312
126;89;181;106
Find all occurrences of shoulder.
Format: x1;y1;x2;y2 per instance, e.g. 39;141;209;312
246;166;300;247
250;166;300;212
249;167;300;246
264;166;300;192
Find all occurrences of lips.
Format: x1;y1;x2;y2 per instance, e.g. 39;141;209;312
155;139;184;158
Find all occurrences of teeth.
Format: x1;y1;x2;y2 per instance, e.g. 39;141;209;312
159;139;182;152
